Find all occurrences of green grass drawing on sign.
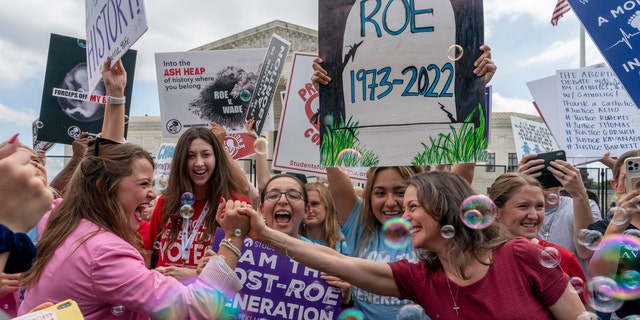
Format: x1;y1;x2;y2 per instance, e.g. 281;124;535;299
320;115;379;167
411;104;489;165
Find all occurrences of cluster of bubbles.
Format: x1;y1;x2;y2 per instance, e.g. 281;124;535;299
380;194;500;247
180;192;195;219
610;207;632;226
584;234;640;313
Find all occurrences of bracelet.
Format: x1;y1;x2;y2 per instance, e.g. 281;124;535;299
106;95;126;104
220;238;242;258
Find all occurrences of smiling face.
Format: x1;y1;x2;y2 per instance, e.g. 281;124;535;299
402;185;442;251
304;190;326;229
497;185;545;239
187;138;216;198
114;158;157;232
260;176;308;237
370;169;406;225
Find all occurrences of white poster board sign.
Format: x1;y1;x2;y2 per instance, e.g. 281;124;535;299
528;66;640;163
85;0;148;93
510;116;560;162
155;50;275;138
273;53;368;182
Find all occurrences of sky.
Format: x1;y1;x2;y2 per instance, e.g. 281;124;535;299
0;0;606;158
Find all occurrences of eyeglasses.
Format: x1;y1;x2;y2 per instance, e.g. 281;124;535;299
93;137;120;156
264;190;303;202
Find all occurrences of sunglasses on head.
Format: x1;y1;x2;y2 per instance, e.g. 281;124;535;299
93;137;120;156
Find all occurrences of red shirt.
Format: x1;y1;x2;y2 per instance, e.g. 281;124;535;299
143;194;247;269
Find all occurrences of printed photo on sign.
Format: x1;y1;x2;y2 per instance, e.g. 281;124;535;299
318;0;488;167
156;49;275;138
38;34;136;145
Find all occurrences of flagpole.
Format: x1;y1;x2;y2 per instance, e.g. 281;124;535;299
580;23;586;68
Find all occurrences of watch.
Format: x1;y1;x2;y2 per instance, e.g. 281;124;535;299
106;96;126;104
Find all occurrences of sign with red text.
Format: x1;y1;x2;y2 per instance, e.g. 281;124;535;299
85;0;147;93
155;50;275;138
273;53;368;181
38;34;136;145
318;0;488;167
213;229;342;320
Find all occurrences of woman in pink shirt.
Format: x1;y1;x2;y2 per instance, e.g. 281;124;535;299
18;139;249;319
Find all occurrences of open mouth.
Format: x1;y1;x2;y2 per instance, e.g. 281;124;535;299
194;169;207;176
410;226;423;235
274;211;292;224
134;204;150;222
383;211;402;216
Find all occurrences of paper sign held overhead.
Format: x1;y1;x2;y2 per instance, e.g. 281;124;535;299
245;34;291;135
85;0;148;94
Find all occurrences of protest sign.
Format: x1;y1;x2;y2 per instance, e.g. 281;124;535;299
155;49;275;138
528;66;640;162
318;0;488;167
566;0;640;109
212;229;342;320
32;118;55;152
245;34;291;135
85;0;147;93
38;34;136;145
510;116;560;162
273;53;368;182
153;142;175;193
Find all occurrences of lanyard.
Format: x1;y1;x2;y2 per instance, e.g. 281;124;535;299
180;201;209;263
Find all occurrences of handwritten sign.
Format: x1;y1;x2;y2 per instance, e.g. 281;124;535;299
567;0;640;109
213;229;341;320
155;50;275;138
85;0;148;93
318;0;487;167
510;116;559;162
554;67;640;157
245;34;291;135
153;142;175;193
273;53;368;182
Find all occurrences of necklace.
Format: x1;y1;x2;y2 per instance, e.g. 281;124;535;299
540;209;561;240
445;276;460;316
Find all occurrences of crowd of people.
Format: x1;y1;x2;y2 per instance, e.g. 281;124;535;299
1;25;639;320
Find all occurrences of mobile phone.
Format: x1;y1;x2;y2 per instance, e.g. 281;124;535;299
527;150;567;189
14;299;85;320
625;156;640;194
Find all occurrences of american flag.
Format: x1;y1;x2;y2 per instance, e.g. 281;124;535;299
551;0;571;26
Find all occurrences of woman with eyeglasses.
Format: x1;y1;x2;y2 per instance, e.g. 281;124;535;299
143;125;250;283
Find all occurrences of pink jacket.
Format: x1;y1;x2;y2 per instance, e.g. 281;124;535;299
18;219;241;319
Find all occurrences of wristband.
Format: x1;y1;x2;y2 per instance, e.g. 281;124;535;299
106;96;126;104
0;224;37;273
